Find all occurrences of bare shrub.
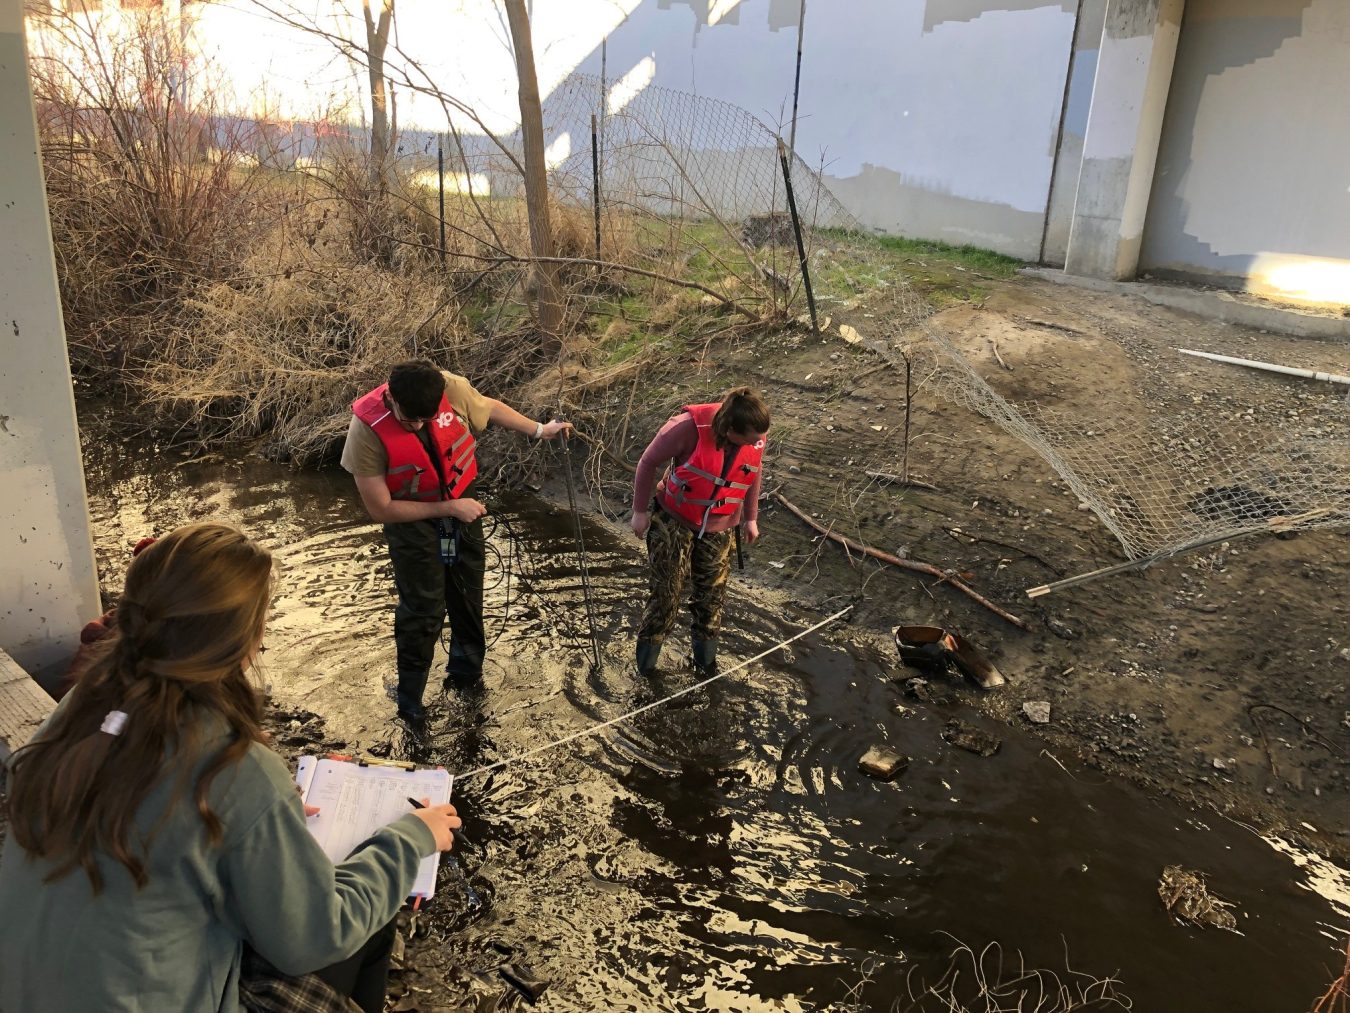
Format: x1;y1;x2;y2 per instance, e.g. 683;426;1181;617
27;2;853;470
27;3;282;371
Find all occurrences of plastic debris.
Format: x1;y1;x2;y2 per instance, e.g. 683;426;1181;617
904;677;956;706
894;625;1005;689
1023;701;1051;724
942;718;1001;756
859;745;910;781
500;962;551;1003
1158;865;1239;932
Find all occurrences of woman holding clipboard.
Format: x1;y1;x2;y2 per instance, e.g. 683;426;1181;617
0;523;460;1013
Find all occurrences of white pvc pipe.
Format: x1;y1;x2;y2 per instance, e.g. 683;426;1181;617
1177;347;1350;386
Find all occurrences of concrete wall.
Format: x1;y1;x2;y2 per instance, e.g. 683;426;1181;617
1063;0;1185;281
1042;0;1108;265
1139;0;1350;303
1;0;101;676
35;0;1078;260
571;0;1081;259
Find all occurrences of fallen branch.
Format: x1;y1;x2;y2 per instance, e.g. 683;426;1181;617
1017;316;1083;335
864;469;938;492
1248;702;1347;759
773;492;1031;631
989;336;1012;371
942;527;1066;575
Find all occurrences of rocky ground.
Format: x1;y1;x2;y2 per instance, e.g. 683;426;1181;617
595;266;1350;861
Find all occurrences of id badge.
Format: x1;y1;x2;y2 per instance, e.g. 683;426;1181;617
437;519;459;565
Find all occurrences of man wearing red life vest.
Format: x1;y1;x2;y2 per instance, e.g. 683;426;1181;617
631;387;771;674
342;359;570;726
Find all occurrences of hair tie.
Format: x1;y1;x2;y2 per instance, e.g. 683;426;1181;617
100;711;129;736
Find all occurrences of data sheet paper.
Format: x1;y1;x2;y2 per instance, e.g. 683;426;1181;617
296;756;452;899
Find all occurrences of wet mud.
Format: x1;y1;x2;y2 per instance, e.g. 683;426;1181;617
82;444;1350;1010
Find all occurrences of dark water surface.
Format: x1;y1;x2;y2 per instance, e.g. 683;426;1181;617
88;449;1350;1011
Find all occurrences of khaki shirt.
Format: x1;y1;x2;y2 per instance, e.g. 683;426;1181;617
340;371;493;478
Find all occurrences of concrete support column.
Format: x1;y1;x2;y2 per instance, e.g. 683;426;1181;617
1;1;101;676
1064;0;1184;280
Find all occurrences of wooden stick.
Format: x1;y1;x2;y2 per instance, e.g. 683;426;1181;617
864;469;938;492
942;527;1065;575
989;336;1011;371
772;493;1031;631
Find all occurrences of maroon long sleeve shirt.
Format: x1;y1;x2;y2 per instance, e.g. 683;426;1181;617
633;412;762;534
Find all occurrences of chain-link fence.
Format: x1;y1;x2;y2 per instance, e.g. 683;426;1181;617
875;307;1350;586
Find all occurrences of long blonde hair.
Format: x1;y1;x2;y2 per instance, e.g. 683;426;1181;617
5;523;273;892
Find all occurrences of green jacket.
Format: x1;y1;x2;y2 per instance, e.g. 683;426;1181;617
0;717;435;1013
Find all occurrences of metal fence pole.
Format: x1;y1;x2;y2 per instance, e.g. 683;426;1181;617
789;0;807;153
591;113;602;262
776;137;818;335
437;133;446;265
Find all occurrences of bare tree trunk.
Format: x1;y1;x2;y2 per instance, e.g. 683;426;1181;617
503;0;562;346
362;0;393;190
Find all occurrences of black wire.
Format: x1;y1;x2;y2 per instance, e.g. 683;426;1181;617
440;508;516;656
560;434;603;671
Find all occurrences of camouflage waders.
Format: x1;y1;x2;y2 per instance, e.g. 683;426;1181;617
637;502;733;667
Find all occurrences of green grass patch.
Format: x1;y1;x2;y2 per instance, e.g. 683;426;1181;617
873;235;1023;277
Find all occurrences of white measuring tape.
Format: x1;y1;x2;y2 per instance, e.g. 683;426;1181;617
457;605;853;781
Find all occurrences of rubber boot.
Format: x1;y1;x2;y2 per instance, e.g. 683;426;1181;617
691;638;718;672
635;638;663;676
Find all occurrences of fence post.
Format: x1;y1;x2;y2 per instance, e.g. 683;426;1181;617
437;133;445;265
776;137;818;336
590;113;602;263
789;0;807;153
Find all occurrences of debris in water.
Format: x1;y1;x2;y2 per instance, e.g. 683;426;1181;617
1023;701;1051;724
904;677;956;706
1158;865;1239;931
942;718;1001;756
1046;618;1079;641
859;745;910;780
500;962;551;1002
894;625;1005;688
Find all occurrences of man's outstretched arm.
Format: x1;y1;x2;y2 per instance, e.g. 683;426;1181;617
486;400;572;439
354;475;487;525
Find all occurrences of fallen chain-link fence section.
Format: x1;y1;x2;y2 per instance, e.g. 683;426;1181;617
873;309;1350;593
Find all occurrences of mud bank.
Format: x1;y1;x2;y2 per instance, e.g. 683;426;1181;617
599;270;1350;870
74;440;1350;1010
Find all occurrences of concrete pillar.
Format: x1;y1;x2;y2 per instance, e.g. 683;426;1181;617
1;1;102;677
1064;0;1184;280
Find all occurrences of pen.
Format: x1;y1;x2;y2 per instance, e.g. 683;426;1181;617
406;796;474;850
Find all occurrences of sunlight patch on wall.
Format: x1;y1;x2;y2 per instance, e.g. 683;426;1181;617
1247;253;1350;306
410;170;491;196
607;55;655;116
708;0;747;26
544;132;572;171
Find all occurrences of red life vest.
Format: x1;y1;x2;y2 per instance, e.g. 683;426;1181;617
351;383;478;501
660;403;765;534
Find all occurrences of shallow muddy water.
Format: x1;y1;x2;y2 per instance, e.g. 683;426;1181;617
87;448;1350;1011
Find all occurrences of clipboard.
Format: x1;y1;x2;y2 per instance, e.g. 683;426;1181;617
295;754;453;900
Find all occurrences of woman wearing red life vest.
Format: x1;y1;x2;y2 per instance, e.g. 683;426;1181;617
631;387;771;674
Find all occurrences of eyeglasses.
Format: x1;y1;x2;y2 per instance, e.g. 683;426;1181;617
389;398;436;425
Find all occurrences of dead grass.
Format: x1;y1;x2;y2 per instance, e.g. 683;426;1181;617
27;3;840;470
